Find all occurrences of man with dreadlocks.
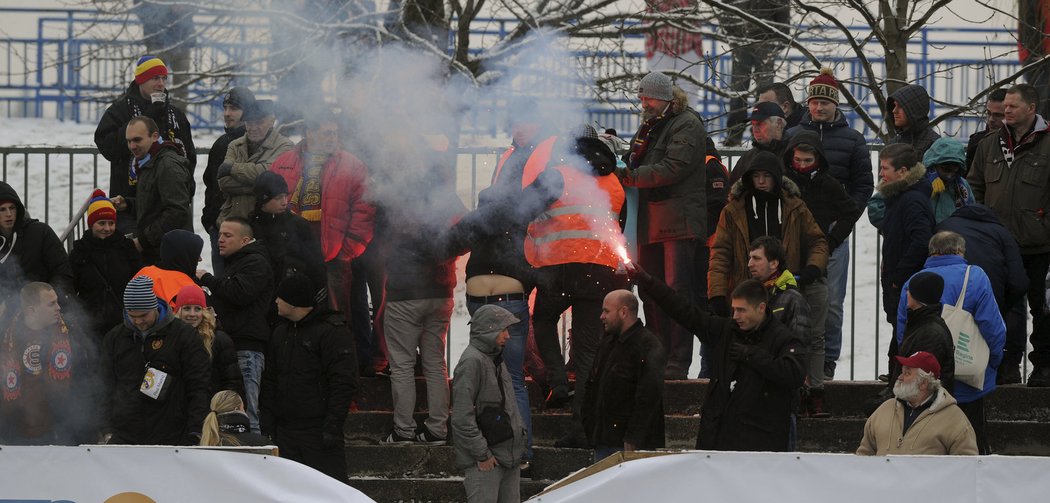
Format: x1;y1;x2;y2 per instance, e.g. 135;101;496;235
0;282;96;445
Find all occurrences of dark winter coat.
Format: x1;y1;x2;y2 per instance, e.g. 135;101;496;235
705;138;729;240
886;84;940;157
203;126;245;232
787;109;875;209
782;131;863;250
785;103;806;130
0;181;74;302
767;270;811;338
969;114;1050;254
709;152;829;298
69;232;142;336
129;144;194;260
93;82;196;199
935;204;1028;311
216;410;272;446
250;210;326;294
198;241;274;353
966;128;995;172
100;305;211;445
260;308;357;436
383;183;466;302
890;303;956;395
582;319;666;450
729;136;789;186
620;91;709;244
210;329;246;399
638;273;806;451
876;163;935;300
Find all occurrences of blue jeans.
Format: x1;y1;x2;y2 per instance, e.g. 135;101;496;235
466;298;532;461
237;350;265;434
823;241;850;363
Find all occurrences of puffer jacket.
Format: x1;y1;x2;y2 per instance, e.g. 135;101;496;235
451;317;527;470
875;163;935;293
637;272;805;452
93;81;195;199
620;89;709;244
783;131;864;250
968;114;1050;254
0;181;74;302
936;205;1028;311
270;143;376;263
857;389;978;456
787;109;875;209
886;84;940;157
217;129;295;224
708;152;828;298
896;255;1006;403
767;269;811;338
100;305;211;445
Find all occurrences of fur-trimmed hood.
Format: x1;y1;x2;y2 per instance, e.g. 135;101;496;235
877;162;928;199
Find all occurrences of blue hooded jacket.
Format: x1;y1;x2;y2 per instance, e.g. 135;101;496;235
896;254;1006;403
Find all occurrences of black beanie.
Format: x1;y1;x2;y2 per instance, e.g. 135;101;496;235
223;87;255;110
277;273;316;308
909;271;944;306
255;171;289;208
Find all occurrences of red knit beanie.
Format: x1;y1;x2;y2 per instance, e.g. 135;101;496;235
807;67;840;104
174;284;207;311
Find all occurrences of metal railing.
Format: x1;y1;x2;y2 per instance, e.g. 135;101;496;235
1;143;900;380
0;8;1024;140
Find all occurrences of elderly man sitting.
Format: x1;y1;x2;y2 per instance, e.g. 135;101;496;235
857;351;977;456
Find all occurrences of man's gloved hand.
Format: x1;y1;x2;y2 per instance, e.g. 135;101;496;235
709;296;730;317
728;342;752;362
217;162;233;179
796;265;822;286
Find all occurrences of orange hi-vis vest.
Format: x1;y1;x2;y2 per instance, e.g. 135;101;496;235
492;136;559;185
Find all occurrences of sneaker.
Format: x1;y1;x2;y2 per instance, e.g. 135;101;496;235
1028;366;1050;387
414;428;447;446
997;365;1022;385
824;360;836;381
383;431;415;444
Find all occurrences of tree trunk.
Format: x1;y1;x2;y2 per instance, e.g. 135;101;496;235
880;0;910;97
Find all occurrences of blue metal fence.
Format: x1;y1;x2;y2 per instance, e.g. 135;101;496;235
0;8;1023;140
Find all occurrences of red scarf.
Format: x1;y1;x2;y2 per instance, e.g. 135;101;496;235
2;314;73;402
629;111;671;169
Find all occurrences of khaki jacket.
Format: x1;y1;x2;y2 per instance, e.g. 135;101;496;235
217;129;295;224
708;177;828;298
857;388;978;456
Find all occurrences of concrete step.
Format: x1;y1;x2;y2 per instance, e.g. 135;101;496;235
345;411;1050;455
347;445;591;481
355;377;1050;421
350;477;549;503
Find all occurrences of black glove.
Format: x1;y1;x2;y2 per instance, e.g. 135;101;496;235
217;161;233;179
796;265;822;286
728;342;752;362
709;296;730;317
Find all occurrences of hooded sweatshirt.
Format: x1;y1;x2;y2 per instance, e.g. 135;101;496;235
0;181;74;303
886;84;940;157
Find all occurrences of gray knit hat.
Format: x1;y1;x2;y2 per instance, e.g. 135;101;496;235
638;72;673;101
124;276;159;311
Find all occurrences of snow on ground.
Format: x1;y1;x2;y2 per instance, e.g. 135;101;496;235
0;117;957;381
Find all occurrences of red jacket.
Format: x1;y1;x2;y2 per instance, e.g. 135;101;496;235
270;144;375;263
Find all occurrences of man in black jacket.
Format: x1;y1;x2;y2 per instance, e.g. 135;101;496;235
965;89;1006;171
634;270;805;451
583;289;666;460
757;82;806;129
196;216;274;434
93;56;195;234
729;102;789;185
892;271;956;393
261;273;357;483
886;84;940;158
249;171;326;298
203;87;254;276
100;276;210;445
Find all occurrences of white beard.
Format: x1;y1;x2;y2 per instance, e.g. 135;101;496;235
893;378;920;402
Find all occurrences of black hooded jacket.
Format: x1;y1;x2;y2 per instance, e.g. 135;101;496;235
158;229;204;279
203;125;246;232
198;241;274;353
787;110;875;210
69;232;142;336
739;150;785;240
93;81;196;199
250;210;327;296
893;303;956;395
935;204;1028;310
782;131;864;250
886;84;940;157
0;181;74;303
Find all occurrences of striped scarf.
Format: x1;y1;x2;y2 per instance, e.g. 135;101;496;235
629;112;671;169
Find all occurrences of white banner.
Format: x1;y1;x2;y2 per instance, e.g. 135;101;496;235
529;451;1049;502
0;445;374;503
